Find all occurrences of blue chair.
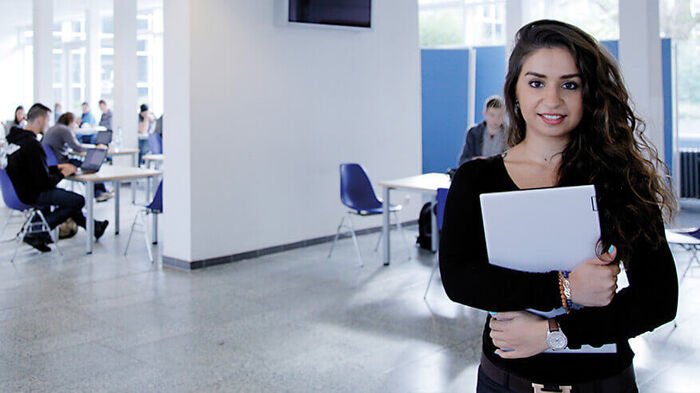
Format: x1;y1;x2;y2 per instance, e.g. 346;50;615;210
42;144;58;166
424;187;449;299
148;133;162;155
0;169;61;262
124;180;162;263
328;163;411;267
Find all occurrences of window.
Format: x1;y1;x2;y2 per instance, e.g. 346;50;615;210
523;0;619;40
661;0;700;145
419;0;506;48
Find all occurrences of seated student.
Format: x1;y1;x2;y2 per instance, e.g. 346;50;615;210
2;106;27;136
43;112;114;202
5;103;108;252
457;96;507;167
98;100;113;131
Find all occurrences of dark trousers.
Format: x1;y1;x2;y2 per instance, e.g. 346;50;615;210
476;367;640;393
33;188;86;229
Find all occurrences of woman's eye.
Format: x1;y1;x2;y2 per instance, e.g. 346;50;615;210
562;81;579;90
528;80;544;88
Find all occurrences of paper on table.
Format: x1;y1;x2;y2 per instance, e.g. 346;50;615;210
480;185;617;354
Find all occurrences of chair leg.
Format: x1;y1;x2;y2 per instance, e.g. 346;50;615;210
424;251;440;299
327;215;346;259
124;211;140;257
11;214;33;263
393;211;412;260
374;230;382;252
35;210;62;256
345;214;364;267
679;245;700;285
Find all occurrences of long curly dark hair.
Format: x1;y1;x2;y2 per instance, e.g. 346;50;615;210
503;20;676;268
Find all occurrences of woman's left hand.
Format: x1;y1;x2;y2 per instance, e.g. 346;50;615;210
489;311;550;359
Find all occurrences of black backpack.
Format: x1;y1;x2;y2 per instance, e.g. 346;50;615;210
416;202;434;251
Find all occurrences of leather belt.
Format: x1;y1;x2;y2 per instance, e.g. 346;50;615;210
479;353;636;393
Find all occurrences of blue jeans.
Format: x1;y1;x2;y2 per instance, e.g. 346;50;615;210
33;188;86;229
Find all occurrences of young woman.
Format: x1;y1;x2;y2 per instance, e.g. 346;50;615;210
440;20;678;392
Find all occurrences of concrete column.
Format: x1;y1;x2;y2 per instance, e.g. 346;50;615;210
618;0;664;163
32;0;53;106
113;0;138;149
85;0;102;106
162;0;193;263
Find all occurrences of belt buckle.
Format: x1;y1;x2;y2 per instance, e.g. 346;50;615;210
532;383;572;393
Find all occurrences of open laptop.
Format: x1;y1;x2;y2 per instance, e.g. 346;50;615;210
73;148;108;175
95;130;113;146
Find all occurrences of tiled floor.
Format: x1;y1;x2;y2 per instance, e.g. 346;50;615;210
0;189;698;392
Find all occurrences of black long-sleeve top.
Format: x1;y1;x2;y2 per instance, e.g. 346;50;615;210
5;127;64;205
439;154;678;385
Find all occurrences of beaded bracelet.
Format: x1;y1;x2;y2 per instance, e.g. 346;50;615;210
558;271;572;313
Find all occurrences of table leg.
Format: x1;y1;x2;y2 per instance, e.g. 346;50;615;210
383;187;391;266
430;195;438;253
86;181;94;254
152;212;158;244
114;181;120;235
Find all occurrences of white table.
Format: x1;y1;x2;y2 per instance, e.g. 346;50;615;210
378;173;451;265
66;166;162;254
665;229;700;284
72;148;140;202
142;154;163;169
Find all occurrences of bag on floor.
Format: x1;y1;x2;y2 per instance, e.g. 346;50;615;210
59;218;78;239
416;202;433;250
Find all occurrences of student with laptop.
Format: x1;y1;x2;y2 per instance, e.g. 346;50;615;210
43;112;113;202
439;20;677;392
5;104;108;252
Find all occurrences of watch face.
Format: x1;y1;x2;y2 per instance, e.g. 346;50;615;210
547;331;568;350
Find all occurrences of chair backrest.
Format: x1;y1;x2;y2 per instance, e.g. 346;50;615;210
339;163;382;212
148;133;163;154
42;143;58;166
0;169;31;211
147;180;163;213
436;187;449;231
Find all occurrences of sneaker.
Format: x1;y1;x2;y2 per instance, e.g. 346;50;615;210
96;191;114;202
94;220;109;240
23;236;51;253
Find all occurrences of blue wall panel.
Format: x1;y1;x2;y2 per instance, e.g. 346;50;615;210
421;49;469;173
661;38;673;174
474;46;507;124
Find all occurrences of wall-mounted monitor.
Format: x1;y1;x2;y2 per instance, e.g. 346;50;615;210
288;0;371;29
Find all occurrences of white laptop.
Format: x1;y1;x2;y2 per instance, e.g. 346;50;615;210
480;185;617;353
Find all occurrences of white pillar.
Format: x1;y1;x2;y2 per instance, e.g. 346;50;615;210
162;0;193;263
32;0;53;106
618;0;664;163
505;0;524;56
85;0;102;107
113;0;138;149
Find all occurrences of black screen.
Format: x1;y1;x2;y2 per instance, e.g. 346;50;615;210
289;0;371;28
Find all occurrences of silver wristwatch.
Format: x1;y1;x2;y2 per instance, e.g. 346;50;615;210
546;318;568;351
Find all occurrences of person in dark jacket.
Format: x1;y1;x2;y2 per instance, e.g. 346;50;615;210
457;96;506;167
5;103;108;252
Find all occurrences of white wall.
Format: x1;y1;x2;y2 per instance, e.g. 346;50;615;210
163;0;422;262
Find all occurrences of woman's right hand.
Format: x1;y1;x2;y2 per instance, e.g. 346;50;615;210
569;245;620;307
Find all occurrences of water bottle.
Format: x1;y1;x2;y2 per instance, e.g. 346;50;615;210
115;127;123;151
